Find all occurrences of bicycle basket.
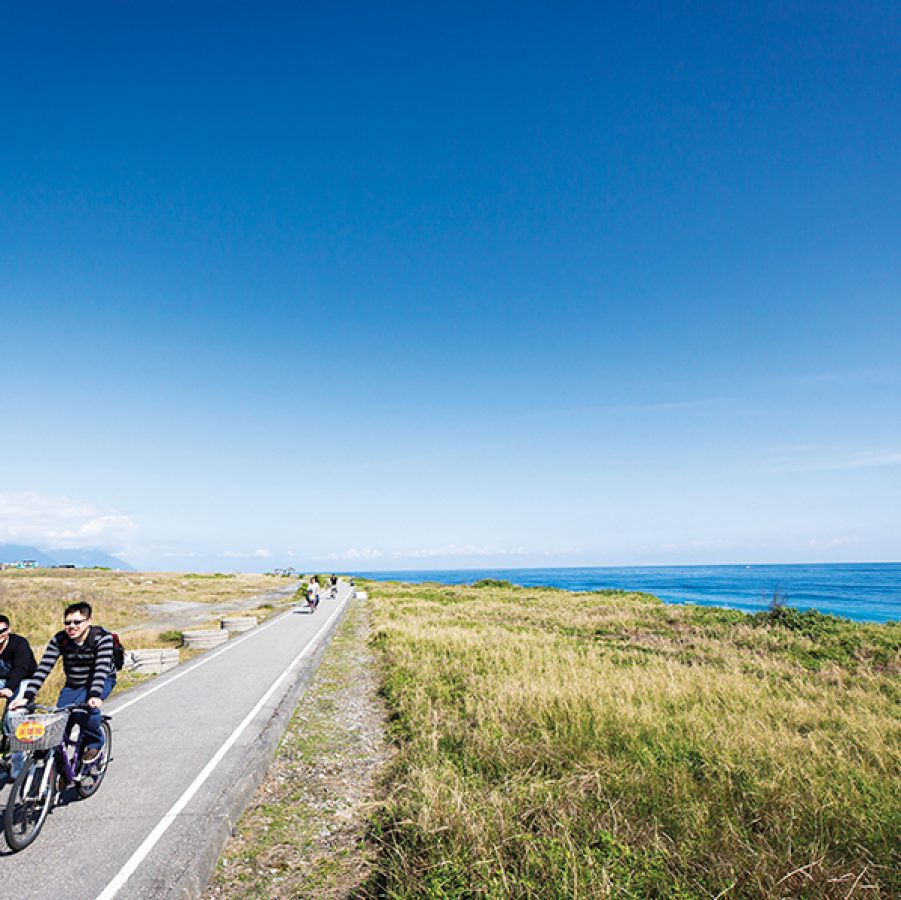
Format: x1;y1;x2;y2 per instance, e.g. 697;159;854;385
7;711;69;752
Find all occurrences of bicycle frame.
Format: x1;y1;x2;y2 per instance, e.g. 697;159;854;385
55;725;84;784
24;748;57;793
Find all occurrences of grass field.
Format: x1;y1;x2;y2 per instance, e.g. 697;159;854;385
362;580;900;898
0;568;290;699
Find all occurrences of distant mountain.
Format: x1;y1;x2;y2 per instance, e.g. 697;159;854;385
46;548;135;570
0;544;58;566
0;543;134;570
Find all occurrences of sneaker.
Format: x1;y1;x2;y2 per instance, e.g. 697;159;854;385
82;746;102;764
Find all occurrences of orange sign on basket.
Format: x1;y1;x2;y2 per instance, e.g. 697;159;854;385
15;720;46;743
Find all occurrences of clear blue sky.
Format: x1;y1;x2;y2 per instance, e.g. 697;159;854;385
2;1;899;571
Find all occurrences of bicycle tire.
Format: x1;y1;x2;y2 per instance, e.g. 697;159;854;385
3;753;57;851
77;720;112;799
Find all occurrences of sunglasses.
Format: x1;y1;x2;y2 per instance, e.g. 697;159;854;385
64;618;87;627
0;626;9;636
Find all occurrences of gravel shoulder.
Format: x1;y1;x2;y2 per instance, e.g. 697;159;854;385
204;598;391;899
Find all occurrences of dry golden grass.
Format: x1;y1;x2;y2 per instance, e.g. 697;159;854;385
0;568;290;701
363;580;900;898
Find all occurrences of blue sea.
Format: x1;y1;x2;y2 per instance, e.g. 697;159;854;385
355;563;901;624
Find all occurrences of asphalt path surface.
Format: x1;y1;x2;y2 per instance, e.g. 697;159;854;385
1;582;354;898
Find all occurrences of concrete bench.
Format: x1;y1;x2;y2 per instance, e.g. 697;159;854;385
220;615;257;633
128;648;180;674
182;630;229;650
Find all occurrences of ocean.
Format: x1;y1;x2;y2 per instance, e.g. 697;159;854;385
354;563;901;624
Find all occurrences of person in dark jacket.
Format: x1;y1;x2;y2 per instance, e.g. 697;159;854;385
11;602;115;761
0;614;37;705
0;613;38;778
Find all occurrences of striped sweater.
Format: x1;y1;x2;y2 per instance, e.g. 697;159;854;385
24;626;114;701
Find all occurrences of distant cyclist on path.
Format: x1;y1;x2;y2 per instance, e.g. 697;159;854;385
307;576;321;612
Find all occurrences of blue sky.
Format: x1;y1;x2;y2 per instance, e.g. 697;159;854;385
2;1;899;571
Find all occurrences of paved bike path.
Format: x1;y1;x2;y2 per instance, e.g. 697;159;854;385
1;583;354;898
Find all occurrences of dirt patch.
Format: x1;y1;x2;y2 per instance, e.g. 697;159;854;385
128;586;298;634
204;599;390;899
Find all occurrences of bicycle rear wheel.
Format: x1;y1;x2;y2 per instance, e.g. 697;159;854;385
77;720;112;799
4;753;56;851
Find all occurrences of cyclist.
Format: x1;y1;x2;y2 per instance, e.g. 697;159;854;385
11;602;115;763
329;574;338;599
0;614;37;778
306;576;322;612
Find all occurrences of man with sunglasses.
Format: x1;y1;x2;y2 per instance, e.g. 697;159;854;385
11;602;116;762
1;614;38;779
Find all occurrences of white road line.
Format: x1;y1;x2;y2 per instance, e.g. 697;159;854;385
95;590;351;900
111;609;290;715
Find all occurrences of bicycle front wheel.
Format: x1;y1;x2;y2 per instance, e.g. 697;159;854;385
77;720;112;799
4;753;57;851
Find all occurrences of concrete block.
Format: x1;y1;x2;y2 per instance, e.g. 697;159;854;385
220;615;257;633
353;590;368;600
128;648;180;674
182;629;229;650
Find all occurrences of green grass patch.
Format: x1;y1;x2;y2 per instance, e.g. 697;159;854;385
158;630;183;645
183;572;235;579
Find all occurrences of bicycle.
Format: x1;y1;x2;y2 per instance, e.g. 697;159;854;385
3;703;113;851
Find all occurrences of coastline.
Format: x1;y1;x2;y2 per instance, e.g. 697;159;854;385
353;562;901;623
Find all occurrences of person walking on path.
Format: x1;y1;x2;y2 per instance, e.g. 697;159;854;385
11;602;116;762
0;613;37;778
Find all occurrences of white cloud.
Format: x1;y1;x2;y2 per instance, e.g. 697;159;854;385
824;452;901;470
400;543;529;559
805;536;863;548
324;547;384;561
789;367;900;387
513;398;713;422
0;490;137;549
773;450;901;475
320;544;580;564
661;539;729;552
223;548;272;558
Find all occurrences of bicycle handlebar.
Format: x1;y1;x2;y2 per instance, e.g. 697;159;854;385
15;702;97;716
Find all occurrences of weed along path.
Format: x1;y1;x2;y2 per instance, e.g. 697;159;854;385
1;582;355;899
